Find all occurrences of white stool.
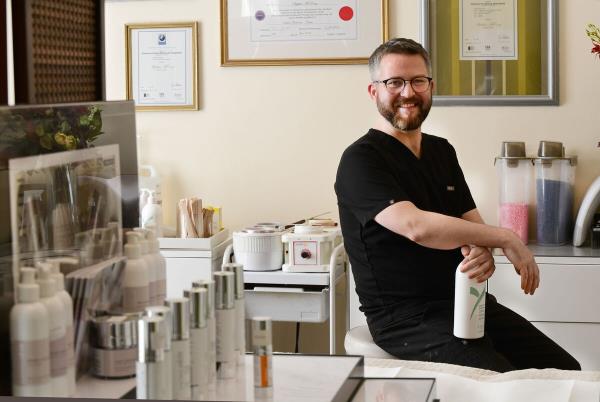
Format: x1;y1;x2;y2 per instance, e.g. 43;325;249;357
344;325;396;359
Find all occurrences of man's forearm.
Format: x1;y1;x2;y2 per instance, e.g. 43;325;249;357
375;201;516;251
412;209;512;250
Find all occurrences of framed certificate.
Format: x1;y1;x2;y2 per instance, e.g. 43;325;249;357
126;22;198;111
221;0;389;66
421;0;558;106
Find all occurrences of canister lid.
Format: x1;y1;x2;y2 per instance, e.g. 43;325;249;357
534;141;577;165
91;315;137;349
240;227;276;234
213;271;235;310
294;224;323;234
494;141;533;166
164;298;190;340
222;263;244;300
184;288;208;329
251;317;272;347
500;141;526;158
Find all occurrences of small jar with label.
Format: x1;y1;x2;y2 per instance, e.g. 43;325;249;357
91;315;138;379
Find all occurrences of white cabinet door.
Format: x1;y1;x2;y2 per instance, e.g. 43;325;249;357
165;257;218;298
532;322;600;371
490;263;600;322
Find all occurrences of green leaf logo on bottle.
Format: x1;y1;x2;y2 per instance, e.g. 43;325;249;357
469;287;485;320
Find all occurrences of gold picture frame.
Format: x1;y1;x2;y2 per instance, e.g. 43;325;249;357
126;22;198;111
221;0;389;66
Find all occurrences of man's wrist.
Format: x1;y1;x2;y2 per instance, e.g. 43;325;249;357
497;227;515;249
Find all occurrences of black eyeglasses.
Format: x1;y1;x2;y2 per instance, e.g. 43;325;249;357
372;76;433;93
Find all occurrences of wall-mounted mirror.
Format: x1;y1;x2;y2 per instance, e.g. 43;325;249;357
420;0;558;106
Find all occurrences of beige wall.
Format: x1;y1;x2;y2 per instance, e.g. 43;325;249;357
105;0;600;232
104;0;600;353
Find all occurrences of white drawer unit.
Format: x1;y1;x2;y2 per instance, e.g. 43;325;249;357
243;270;343;323
159;230;232;298
492;245;600;370
245;287;330;322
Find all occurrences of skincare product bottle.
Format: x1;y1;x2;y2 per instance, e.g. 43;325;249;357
141;191;163;237
144;306;173;399
222;262;246;365
165;298;192;400
251;317;273;392
147;231;166;305
90;315;137;379
192;279;216;389
37;266;68;397
42;261;75;396
127;231;156;305
453;264;486;339
213;271;236;379
137;316;168;400
122;242;150;313
184;288;209;400
10;268;51;396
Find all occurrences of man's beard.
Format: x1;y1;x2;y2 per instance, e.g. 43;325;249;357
377;96;432;131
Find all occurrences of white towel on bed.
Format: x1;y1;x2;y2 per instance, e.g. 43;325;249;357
365;358;600;402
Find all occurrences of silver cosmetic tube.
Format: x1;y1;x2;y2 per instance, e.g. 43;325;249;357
144;306;173;399
251;317;273;390
213;271;236;379
136;316;169;400
222;262;246;365
164;298;191;400
192;279;217;389
184;288;209;400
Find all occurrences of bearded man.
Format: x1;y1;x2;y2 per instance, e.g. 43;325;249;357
334;38;580;372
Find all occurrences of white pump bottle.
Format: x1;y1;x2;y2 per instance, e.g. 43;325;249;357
10;268;51;396
37;266;69;396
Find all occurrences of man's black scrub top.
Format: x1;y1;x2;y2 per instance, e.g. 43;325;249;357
334;129;477;330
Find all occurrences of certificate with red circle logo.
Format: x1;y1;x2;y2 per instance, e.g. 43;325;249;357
250;0;357;42
222;0;388;65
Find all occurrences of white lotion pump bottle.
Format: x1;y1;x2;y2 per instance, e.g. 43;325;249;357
37;266;69;396
453;263;486;339
10;268;51;396
141;191;163;237
122;242;150;313
43;261;75;396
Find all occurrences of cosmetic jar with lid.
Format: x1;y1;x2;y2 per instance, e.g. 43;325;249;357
91;315;138;379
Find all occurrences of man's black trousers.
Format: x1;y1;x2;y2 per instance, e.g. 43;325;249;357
372;294;581;372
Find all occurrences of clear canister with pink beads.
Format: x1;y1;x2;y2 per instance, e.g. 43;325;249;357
495;142;533;244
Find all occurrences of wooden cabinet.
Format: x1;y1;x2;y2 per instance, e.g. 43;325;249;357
492;245;600;370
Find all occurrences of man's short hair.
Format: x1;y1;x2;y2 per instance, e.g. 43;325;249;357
368;38;432;79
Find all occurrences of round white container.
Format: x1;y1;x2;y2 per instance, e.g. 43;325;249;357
232;229;283;271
